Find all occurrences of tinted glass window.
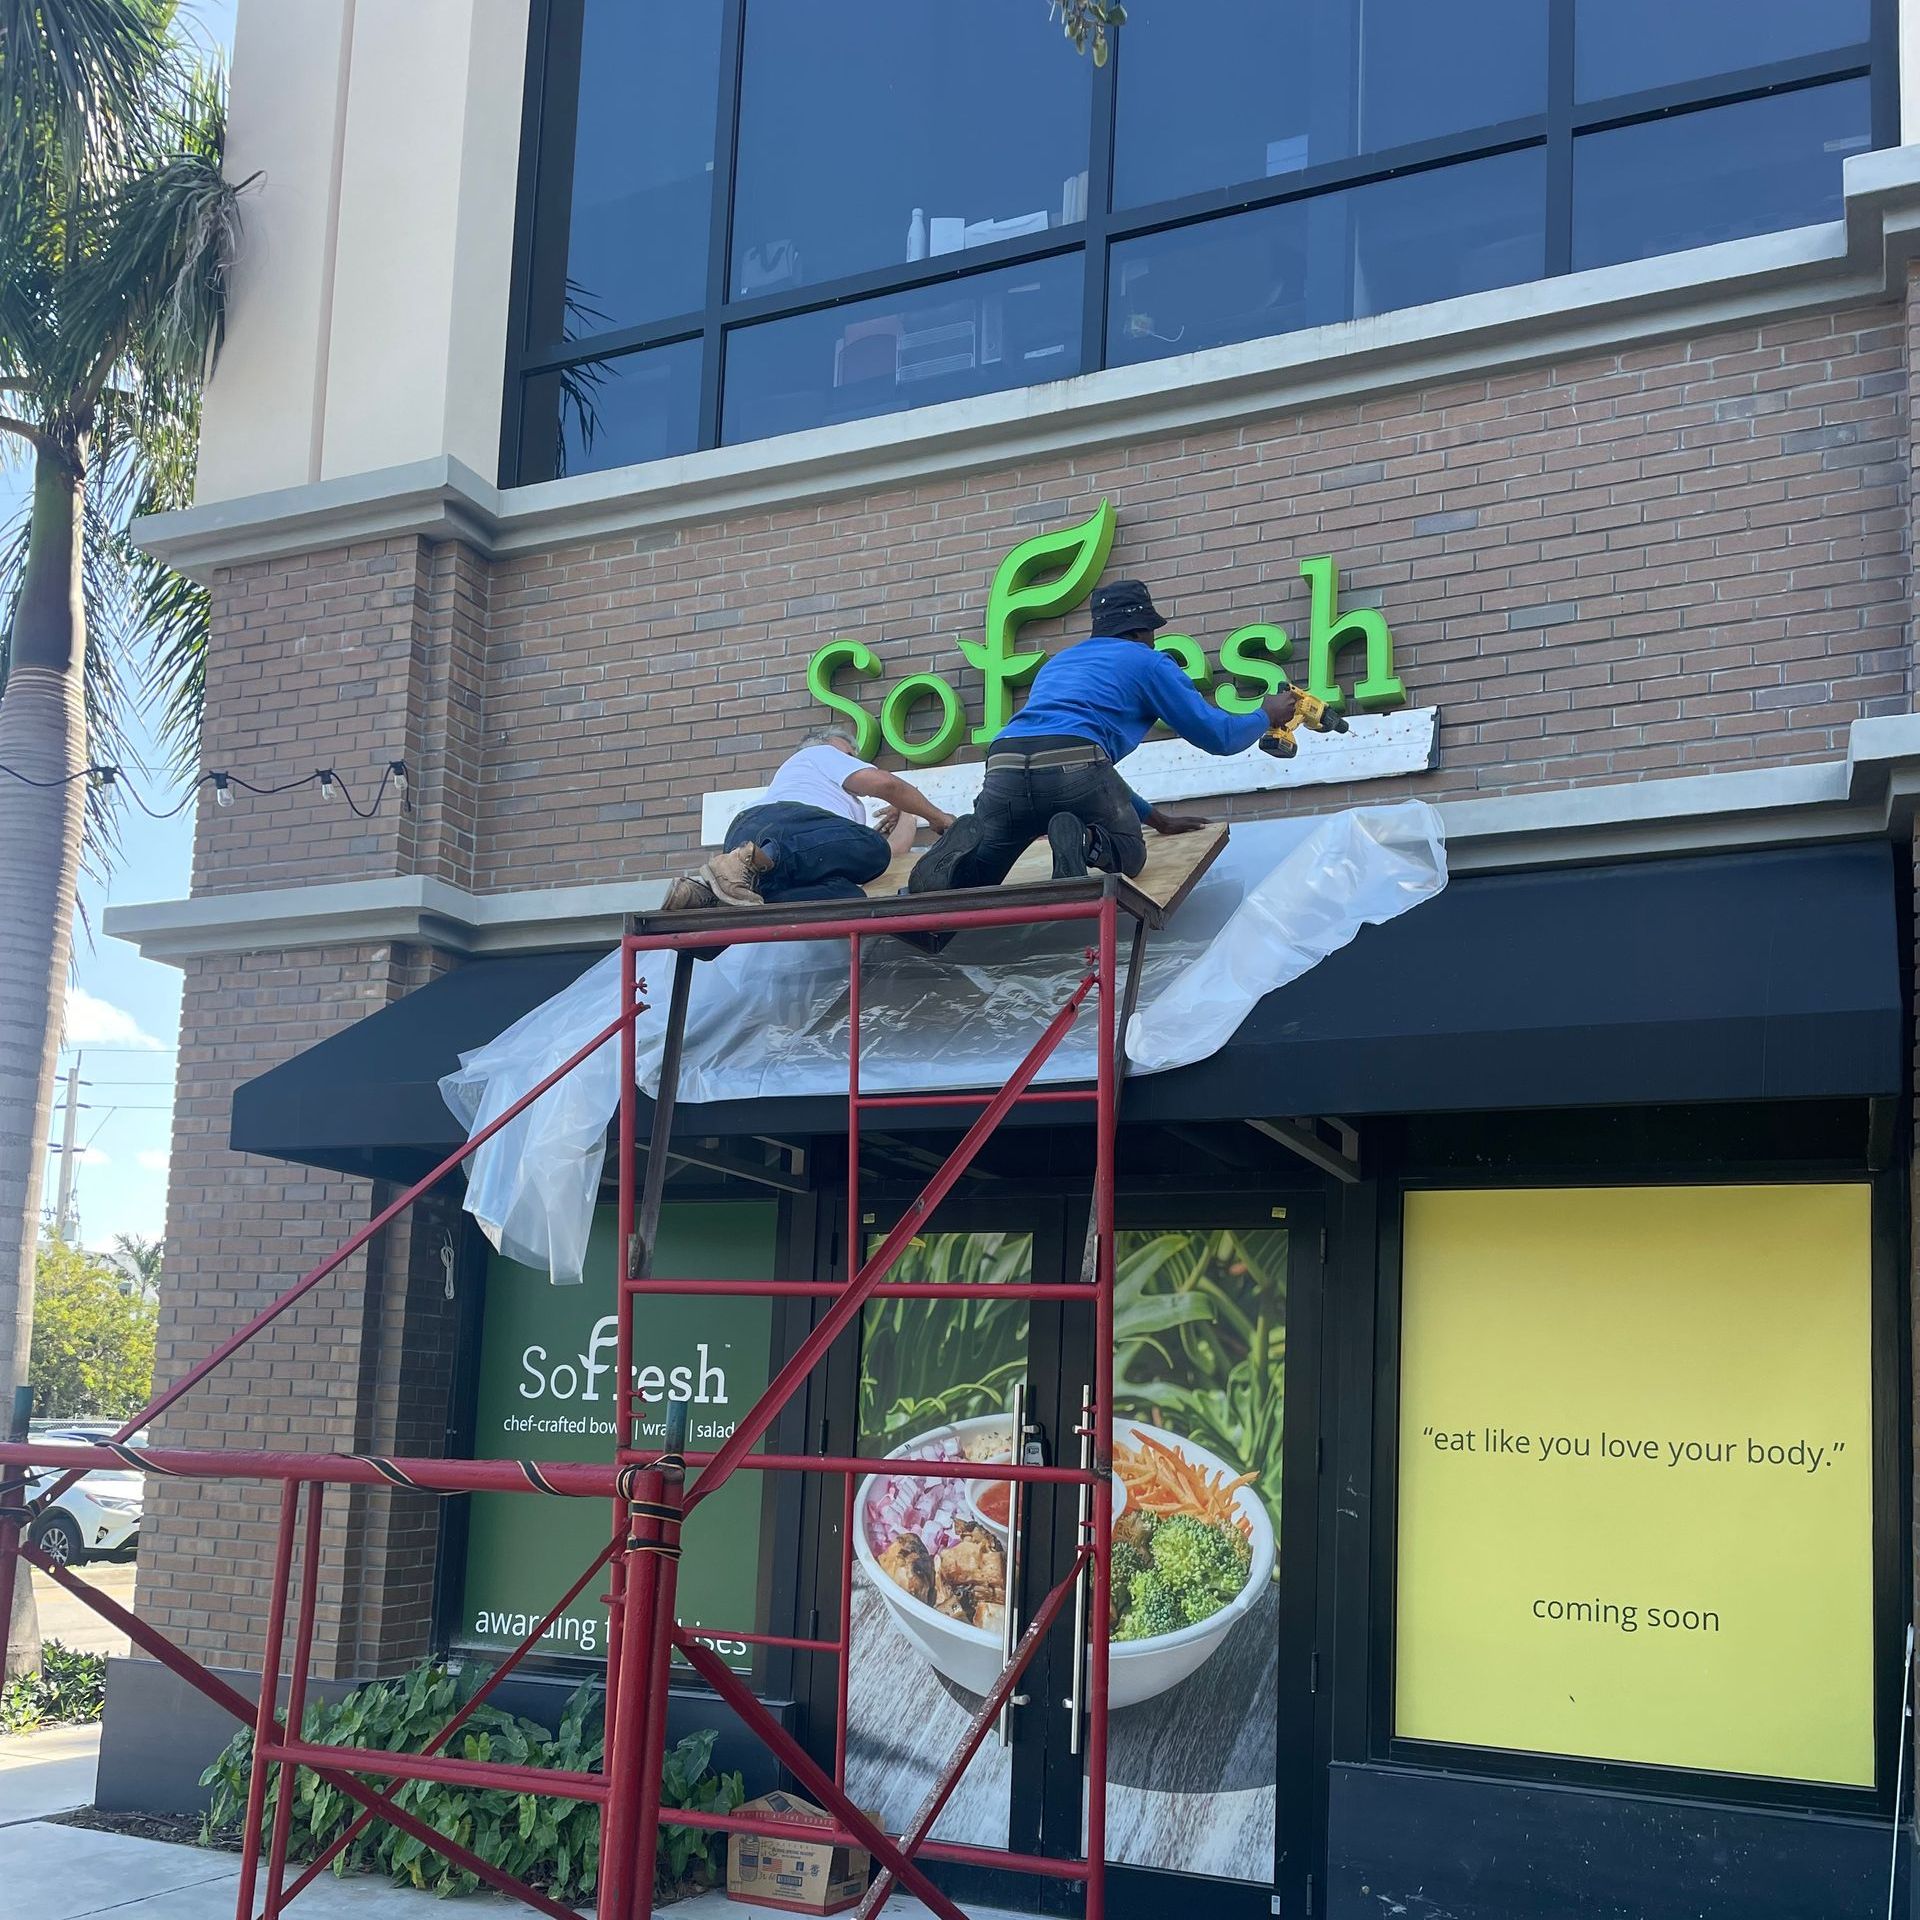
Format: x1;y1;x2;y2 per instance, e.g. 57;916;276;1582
1109;200;1341;366
1109;150;1545;368
723;256;1082;443
1575;0;1871;101
535;0;724;343
1351;151;1546;316
730;0;1090;297
1114;0;1547;209
1573;81;1869;270
522;339;704;481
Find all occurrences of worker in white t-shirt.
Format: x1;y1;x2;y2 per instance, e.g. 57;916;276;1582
664;722;956;910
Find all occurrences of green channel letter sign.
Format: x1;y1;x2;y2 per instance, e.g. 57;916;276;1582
458;1201;777;1671
805;498;1408;766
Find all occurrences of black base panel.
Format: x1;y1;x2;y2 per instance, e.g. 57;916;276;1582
1326;1763;1897;1920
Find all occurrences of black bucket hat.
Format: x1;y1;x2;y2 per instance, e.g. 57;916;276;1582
1088;578;1169;634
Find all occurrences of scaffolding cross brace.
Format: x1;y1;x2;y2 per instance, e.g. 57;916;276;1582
0;875;1132;1920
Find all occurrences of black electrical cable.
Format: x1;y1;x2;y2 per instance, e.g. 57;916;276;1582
0;762;98;788
0;757;412;820
118;776;209;821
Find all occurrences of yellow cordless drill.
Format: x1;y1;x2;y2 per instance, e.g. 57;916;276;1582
1259;685;1350;759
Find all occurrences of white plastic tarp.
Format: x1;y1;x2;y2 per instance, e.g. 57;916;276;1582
440;799;1447;1283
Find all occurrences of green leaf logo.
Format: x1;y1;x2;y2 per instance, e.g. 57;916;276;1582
960;497;1117;744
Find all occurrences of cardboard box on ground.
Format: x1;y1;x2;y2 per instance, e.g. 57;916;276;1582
726;1791;872;1914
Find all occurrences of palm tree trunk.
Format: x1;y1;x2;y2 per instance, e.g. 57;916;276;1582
0;447;87;1675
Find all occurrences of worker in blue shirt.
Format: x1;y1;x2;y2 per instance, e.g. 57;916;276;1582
909;578;1296;892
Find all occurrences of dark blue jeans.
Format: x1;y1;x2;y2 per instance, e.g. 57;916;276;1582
725;801;892;903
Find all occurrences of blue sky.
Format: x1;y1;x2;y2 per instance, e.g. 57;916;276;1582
11;0;239;1250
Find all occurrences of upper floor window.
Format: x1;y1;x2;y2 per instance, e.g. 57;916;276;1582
504;0;1890;486
730;0;1089;298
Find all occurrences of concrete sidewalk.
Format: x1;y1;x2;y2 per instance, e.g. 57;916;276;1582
0;1721;1032;1916
0;1721;101;1827
0;1819;1028;1917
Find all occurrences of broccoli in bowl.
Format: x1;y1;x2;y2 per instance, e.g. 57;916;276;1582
1111;1510;1253;1642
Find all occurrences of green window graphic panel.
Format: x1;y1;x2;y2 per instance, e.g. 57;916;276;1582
458;1201;776;1669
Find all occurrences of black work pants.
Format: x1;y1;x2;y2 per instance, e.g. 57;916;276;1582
914;738;1146;891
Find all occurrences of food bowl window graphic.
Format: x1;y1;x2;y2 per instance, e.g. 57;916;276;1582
855;1413;1274;1711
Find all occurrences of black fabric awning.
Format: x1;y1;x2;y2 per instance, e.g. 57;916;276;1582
231;841;1905;1178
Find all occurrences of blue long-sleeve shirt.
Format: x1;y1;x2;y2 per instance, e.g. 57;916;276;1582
995;635;1267;818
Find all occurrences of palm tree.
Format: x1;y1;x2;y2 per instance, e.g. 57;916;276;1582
0;5;244;1675
108;1230;162;1301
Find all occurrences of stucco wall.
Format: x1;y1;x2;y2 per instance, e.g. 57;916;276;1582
193;0;527;505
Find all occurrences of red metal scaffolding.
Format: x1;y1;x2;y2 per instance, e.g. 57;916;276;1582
0;878;1129;1920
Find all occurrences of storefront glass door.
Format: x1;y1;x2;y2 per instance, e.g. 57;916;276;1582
1079;1213;1311;1915
842;1222;1041;1855
820;1194;1319;1917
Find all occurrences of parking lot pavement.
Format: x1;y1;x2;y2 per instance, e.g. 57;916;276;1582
31;1562;134;1658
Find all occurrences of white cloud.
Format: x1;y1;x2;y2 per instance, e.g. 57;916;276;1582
70;1146;108;1166
64;987;165;1051
136;1149;170;1174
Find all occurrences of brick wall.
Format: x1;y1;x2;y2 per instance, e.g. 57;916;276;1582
137;943;459;1673
141;295;1917;1673
471;305;1908;889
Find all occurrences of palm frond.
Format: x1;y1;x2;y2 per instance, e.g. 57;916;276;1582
133;530;202;780
55;57;243;411
99;393;205;783
0;0;167;205
75;487;133;876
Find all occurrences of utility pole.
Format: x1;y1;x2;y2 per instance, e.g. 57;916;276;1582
53;1056;79;1244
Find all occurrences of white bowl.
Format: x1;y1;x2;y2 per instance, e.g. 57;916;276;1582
855;1413;1274;1711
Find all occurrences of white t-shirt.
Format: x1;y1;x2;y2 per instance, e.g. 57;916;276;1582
763;744;867;823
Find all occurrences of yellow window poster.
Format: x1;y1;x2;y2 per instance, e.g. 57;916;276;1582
1395;1184;1875;1786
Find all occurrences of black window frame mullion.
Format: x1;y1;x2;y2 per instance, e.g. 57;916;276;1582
498;0;567;488
699;0;747;454
1079;32;1117;384
1568;48;1875;134
503;17;1892;489
1103;119;1551;249
1869;0;1901;153
1544;0;1574;277
520;314;707;380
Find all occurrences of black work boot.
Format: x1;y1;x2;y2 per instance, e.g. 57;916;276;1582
1047;812;1090;880
906;815;984;894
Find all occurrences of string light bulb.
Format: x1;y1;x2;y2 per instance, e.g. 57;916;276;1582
212;773;232;808
316;768;336;802
387;760;408;797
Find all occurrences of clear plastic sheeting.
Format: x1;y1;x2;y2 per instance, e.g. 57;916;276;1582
441;800;1446;1282
1126;801;1447;1071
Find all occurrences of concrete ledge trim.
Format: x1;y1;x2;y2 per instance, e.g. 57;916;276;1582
103;717;1920;964
134;149;1920;580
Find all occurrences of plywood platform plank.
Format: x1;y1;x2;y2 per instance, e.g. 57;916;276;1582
865;821;1227;929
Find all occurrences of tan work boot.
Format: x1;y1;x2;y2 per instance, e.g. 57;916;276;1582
662;872;716;911
663;842;771;912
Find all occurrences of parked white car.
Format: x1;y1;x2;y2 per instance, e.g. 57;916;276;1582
25;1425;144;1565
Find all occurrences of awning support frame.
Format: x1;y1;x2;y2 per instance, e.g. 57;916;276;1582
1247;1114;1362;1184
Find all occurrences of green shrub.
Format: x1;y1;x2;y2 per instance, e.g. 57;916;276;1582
198;1659;744;1901
1;1640;108;1734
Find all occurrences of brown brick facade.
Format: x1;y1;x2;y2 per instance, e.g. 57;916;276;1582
138;297;1918;1668
137;944;460;1674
